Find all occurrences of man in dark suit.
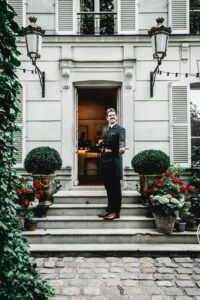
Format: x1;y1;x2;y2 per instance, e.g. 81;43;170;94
99;108;126;221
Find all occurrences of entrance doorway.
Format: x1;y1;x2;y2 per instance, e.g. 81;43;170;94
77;87;118;185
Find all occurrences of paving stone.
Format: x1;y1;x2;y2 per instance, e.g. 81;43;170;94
157;268;174;274
44;261;56;268
140;267;156;273
175;297;194;300
48;280;64;287
196;281;200;287
151;297;173;300
176;274;191;280
105;278;121;286
165;263;178;268
48;257;59;262
122;280;139;287
76;257;85;263
164;288;184;296
62;287;81;296
69;279;88;286
94;268;109;273
174;258;193;263
156;281;174;287
120;273;139;280
145;287;165;295
101;273;118;279
122;257;139;262
53;297;69;300
106;257;121;262
139;257;154;263
185;288;200;296
123;287;144;295
126;267;140;273
79;274;98;279
139;273;154;280
59;268;76;274
87;258;105;263
91;297;107;300
140;280;156;287
83;287;100;295
71;297;89;300
193;275;200;280
154;274;174;281
128;296;150;300
63;257;73;262
157;258;172;264
77;268;91;274
176;268;193;274
194;268;200;274
176;281;195;287
42;274;57;280
34;258;44;267
110;267;124;273
56;262;66;267
40;268;55;274
180;263;194;268
58;273;76;279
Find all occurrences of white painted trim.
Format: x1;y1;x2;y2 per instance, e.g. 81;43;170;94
23;0;26;27
118;0;138;35
168;0;189;34
55;0;77;35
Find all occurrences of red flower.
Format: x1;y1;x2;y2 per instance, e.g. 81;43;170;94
22;199;29;207
159;180;165;185
170;192;176;198
21;188;28;194
153;180;159;187
20;177;26;182
34;181;41;189
172;178;179;184
164;171;171;177
16;189;21;194
179;180;184;186
175;173;180;177
187;185;195;193
35;193;41;199
144;189;152;194
26;177;31;182
180;185;187;193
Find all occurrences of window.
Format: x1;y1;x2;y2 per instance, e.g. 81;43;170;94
190;88;200;146
78;0;116;35
190;0;200;34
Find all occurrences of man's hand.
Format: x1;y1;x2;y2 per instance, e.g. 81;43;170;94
119;147;126;154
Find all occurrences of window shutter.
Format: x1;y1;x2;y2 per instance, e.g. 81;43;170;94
14;87;26;166
169;0;189;34
118;0;138;34
56;0;76;34
8;0;25;28
169;83;191;167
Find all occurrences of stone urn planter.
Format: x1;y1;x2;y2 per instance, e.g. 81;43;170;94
154;215;176;234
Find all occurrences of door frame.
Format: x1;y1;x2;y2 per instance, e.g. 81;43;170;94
73;82;122;186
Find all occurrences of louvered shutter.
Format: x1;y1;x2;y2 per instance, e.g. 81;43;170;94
169;83;191;167
169;0;189;34
56;0;76;34
8;0;25;28
118;0;138;34
13;87;25;165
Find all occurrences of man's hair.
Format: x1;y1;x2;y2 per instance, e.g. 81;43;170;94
106;108;117;117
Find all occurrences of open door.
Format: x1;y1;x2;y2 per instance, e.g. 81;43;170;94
77;87;118;185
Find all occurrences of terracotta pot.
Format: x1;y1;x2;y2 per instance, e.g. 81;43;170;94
28;222;37;231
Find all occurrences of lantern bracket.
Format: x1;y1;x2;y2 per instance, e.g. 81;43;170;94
33;61;45;98
150;57;162;98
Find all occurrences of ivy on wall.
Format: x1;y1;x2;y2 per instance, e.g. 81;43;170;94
0;0;54;299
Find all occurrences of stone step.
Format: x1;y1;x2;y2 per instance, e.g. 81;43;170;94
53;190;141;204
35;216;155;229
47;204;147;216
24;228;198;245
30;243;200;255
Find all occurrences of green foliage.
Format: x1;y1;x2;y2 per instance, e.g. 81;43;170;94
131;149;170;175
24;146;62;174
0;0;54;298
151;194;183;218
192;145;200;169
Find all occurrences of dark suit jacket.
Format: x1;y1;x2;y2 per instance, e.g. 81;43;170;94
101;123;126;180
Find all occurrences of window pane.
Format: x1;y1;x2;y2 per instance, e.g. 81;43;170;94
190;89;200;136
192;138;200;147
80;0;94;12
100;0;114;12
190;0;200;34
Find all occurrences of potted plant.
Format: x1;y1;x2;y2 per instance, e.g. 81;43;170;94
150;194;184;234
131;149;170;204
25;217;37;231
24;147;62;209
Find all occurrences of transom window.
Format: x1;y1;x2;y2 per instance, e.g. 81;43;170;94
190;0;200;34
190;88;200;147
78;0;116;35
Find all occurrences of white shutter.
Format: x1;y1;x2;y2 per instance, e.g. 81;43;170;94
56;0;76;34
14;87;26;166
118;0;138;34
8;0;26;28
169;83;191;167
169;0;189;34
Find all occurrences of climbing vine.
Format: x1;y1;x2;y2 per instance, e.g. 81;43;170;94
0;0;54;299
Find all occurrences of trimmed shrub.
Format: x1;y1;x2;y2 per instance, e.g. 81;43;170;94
131;149;170;175
24;147;62;174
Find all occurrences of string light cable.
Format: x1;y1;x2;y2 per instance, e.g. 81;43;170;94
157;69;200;78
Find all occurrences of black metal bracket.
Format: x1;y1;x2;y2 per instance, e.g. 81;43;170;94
150;57;163;98
32;62;45;98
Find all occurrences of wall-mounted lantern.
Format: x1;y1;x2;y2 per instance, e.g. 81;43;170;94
148;18;171;97
24;17;45;97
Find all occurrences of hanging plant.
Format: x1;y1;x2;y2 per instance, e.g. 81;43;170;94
0;0;54;298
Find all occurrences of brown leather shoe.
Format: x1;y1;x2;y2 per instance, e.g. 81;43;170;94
98;212;110;218
103;212;120;220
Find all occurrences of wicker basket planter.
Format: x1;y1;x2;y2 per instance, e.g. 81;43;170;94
154;215;176;234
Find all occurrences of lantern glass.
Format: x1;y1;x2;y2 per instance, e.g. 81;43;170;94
151;32;168;59
25;33;42;61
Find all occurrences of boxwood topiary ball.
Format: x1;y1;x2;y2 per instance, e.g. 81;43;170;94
131;149;170;175
24;146;62;174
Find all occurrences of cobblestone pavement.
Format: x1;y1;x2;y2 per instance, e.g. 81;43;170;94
34;256;200;300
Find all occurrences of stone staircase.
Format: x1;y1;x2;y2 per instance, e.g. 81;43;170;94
25;187;200;255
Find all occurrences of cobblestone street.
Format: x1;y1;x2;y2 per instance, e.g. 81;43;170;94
34;256;200;300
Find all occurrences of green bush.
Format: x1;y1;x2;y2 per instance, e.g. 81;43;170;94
24;147;62;174
192;145;200;169
131;149;170;175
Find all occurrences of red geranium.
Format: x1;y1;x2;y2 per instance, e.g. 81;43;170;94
172;178;179;184
34;181;41;189
35;193;41;199
153;180;159;187
159;179;165;185
170;192;176;198
179;180;184;186
16;189;21;194
187;185;195;193
144;189;152;194
20;177;26;182
180;185;187;193
22;199;29;207
164;171;171;177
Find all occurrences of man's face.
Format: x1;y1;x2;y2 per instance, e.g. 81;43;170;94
106;111;117;125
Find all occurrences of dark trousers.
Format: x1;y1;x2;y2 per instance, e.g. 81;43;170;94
101;160;122;214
